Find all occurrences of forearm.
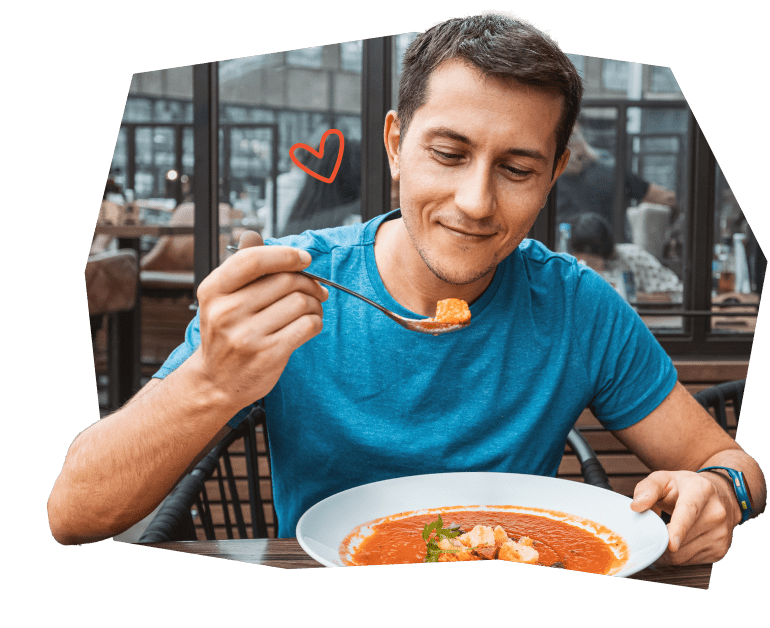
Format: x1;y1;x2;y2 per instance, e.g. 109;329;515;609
48;351;244;545
698;447;766;525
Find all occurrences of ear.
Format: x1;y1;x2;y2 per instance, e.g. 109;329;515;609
383;110;401;181
550;147;571;187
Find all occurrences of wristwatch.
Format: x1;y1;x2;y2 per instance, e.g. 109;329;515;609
697;466;755;524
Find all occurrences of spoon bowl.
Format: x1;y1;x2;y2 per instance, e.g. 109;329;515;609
226;245;470;335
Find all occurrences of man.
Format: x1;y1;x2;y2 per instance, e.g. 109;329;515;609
49;15;764;566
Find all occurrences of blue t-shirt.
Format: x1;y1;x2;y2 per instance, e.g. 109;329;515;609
155;210;677;537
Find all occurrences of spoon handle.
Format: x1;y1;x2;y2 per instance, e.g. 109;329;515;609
297;270;394;316
225;245;394;318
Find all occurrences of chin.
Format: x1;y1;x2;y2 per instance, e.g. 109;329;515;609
420;252;499;286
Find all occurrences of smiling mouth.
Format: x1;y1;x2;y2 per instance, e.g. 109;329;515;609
439;223;497;239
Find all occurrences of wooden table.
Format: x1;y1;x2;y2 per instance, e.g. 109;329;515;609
141;539;712;588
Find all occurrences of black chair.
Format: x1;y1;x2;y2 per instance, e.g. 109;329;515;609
138;405;275;542
566;428;613;490
693;379;745;432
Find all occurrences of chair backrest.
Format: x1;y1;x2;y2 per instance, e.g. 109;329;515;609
138;405;276;542
565;428;613;490
85;249;139;316
693;379;745;432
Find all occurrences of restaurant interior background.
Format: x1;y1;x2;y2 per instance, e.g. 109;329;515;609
86;31;764;539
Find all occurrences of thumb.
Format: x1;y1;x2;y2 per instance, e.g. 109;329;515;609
239;230;264;249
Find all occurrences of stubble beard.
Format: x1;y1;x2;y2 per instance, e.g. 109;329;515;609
401;214;503;286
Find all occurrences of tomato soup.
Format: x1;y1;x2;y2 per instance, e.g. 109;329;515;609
341;506;628;575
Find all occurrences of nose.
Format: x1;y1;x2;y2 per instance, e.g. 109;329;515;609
453;159;496;220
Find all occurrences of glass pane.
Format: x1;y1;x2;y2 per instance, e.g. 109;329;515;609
340;40;362;72
219;42;363;240
392;32;419;110
601;59;629;92
579;57;682;102
557;101;689;333
94;67;194;412
391;32;420;210
286;46;323;68
711;165;763;334
649;65;682;95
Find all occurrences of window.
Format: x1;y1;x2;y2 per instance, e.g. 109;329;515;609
219;42;363;239
100;35;760;361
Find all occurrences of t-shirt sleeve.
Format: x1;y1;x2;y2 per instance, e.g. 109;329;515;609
152;310;255;429
572;265;678;430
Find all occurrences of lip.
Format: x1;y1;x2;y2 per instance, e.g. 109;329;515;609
439;223;497;240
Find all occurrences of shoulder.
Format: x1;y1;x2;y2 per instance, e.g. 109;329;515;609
516;239;583;282
267;219;370;257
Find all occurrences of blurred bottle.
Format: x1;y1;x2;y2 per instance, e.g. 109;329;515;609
557;222;571;253
718;237;736;294
733;232;751;294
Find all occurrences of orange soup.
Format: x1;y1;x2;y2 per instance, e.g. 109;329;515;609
341;506;628;575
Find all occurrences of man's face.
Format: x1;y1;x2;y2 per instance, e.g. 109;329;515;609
386;59;570;286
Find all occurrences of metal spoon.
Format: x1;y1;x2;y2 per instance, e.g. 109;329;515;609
226;245;470;335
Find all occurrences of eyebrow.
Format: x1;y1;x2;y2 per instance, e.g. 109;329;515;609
424;126;548;162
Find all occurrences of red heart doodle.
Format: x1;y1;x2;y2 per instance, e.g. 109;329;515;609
289;129;345;184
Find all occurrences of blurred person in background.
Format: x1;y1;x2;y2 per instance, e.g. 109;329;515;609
557;123;678;236
570;212;682;295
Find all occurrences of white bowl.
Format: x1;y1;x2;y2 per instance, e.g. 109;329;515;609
296;472;668;576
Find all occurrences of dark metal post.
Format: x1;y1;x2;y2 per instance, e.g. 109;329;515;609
361;36;392;221
192;62;220;291
687;114;716;343
174;125;184;205
126;125;136;195
613;104;629;243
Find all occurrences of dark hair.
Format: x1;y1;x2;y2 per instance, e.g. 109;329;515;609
288;134;361;221
397;14;583;175
570;213;615;259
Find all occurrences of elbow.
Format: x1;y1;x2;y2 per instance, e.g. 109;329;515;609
48;490;80;545
47;492;111;546
48;470;103;546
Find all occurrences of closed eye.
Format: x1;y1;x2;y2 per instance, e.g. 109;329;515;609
503;165;531;177
431;149;463;162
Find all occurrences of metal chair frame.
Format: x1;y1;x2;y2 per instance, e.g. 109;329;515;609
693;379;744;432
138;405;275;543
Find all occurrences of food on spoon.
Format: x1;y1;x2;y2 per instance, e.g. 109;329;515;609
428;298;471;324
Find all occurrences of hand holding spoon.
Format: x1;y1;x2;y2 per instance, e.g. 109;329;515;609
226;245;470;335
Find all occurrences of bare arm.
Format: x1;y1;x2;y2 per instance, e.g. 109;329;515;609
613;382;765;565
641;182;677;208
48;234;328;544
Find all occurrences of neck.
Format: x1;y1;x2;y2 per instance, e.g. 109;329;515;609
373;216;495;318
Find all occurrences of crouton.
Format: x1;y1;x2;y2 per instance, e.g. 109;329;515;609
498;539;540;565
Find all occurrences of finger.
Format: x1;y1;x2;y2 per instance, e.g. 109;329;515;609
252;288;326;337
236;271;329;316
239;230;264;248
269;310;325;355
630;472;676;513
665;482;712;552
207;245;312;295
656;523;731;566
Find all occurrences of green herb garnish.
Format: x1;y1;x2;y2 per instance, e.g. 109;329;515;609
422;515;463;562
